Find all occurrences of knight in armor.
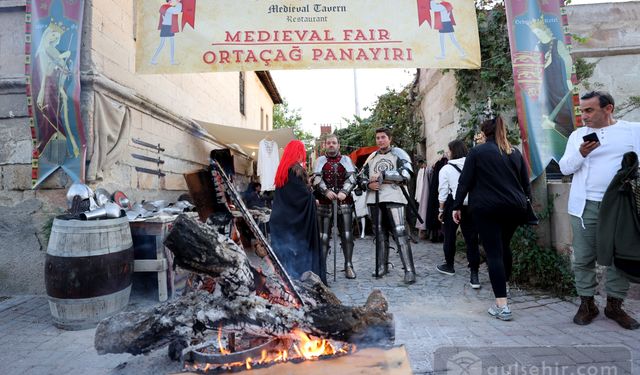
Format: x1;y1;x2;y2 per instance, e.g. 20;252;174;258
312;134;358;279
363;127;417;284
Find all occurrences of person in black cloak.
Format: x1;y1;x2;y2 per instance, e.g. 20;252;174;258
426;155;448;242
270;140;326;284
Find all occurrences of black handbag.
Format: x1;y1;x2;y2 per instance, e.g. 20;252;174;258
524;198;539;226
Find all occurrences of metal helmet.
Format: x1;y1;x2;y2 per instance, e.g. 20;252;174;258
94;188;111;207
66;183;94;210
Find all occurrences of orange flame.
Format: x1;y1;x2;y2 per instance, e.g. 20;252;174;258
186;330;357;372
217;327;231;355
291;328;336;360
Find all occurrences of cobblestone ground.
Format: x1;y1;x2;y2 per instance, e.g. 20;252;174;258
0;236;639;374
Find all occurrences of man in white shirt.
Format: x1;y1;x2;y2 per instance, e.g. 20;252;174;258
559;91;640;330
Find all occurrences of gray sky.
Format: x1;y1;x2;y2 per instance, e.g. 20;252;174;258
270;0;630;137
271;69;415;137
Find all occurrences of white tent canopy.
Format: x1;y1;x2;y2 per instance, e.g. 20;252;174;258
195;120;295;159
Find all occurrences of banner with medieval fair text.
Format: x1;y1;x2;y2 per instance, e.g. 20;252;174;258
26;0;86;188
136;0;481;73
505;0;579;179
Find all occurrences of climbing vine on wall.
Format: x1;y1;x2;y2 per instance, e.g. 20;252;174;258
453;3;595;146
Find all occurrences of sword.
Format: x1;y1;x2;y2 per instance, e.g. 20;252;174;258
400;184;424;224
332;199;338;282
374;176;381;278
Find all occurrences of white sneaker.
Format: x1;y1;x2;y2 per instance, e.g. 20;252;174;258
488;304;512;321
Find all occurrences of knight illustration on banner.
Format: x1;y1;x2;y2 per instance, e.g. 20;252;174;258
150;0;197;66
28;0;86;187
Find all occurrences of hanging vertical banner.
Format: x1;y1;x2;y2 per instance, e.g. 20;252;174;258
135;0;481;73
505;0;579;179
26;0;86;188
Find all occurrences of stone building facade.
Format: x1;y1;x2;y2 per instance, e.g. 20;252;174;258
0;0;282;294
412;2;640;298
416;1;640;167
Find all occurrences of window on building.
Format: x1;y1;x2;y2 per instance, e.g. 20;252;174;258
239;72;245;116
260;108;264;130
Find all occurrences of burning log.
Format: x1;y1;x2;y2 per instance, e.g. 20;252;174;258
94;214;394;358
163;214;256;299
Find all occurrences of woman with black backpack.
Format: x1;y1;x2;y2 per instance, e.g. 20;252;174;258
436;140;481;289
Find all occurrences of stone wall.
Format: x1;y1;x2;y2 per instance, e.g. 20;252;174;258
413;1;640;301
568;1;640;121
415;69;459;164
0;0;278;294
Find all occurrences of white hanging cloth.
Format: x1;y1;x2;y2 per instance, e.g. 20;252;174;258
257;138;279;191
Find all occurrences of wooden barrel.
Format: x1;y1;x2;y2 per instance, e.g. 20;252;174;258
45;216;134;330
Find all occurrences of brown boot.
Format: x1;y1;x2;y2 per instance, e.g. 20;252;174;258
573;296;599;325
604;296;640;330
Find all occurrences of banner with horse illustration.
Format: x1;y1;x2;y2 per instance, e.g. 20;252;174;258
26;0;86;188
505;0;579;179
135;0;481;73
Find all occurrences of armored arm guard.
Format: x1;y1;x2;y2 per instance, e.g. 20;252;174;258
381;170;406;184
392;147;413;182
339;156;357;195
340;173;357;195
312;174;329;196
360;163;371;191
312;156;330;196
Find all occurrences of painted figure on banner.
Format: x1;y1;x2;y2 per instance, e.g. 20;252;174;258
417;0;466;59
509;0;576;176
34;19;79;160
150;0;197;65
29;0;86;187
431;0;466;59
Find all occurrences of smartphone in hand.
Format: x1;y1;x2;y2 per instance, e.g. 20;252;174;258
582;132;599;143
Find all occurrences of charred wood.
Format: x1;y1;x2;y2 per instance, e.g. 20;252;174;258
95;215;394;356
164;214;255;299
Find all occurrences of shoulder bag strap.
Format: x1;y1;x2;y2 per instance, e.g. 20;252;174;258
448;163;462;174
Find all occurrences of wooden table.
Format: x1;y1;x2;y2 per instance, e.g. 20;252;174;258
129;216;176;301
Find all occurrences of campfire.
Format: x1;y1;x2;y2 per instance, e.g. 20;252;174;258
93;161;394;372
182;327;357;372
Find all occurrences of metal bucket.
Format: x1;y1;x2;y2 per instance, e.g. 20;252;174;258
45;216;134;330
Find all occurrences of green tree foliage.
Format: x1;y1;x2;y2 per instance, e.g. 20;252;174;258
272;99;314;146
367;87;423;154
334;86;422;156
453;3;519;145
335;116;376;154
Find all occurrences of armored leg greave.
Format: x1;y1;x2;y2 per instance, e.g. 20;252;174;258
369;204;390;278
338;204;356;279
318;203;356;279
386;204;416;284
317;205;332;263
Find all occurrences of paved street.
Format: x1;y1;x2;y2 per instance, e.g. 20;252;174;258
0;237;638;374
